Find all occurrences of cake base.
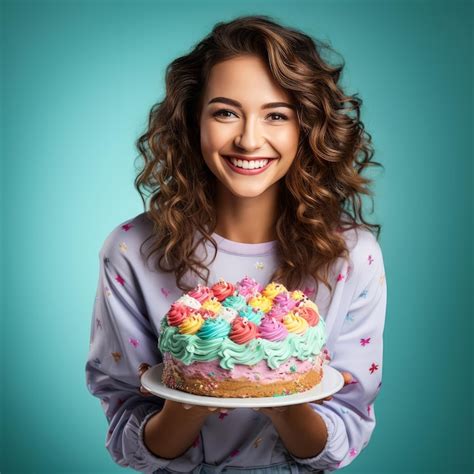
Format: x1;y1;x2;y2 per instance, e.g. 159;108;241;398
161;352;324;398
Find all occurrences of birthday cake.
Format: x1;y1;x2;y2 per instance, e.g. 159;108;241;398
158;276;327;398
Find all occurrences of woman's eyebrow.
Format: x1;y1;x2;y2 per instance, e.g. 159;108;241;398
208;96;295;110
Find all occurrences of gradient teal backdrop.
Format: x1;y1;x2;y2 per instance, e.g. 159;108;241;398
1;1;472;473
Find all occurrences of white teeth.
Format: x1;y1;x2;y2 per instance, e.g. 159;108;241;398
229;158;269;169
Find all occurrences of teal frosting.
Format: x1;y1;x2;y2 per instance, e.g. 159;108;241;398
159;315;327;370
238;306;264;325
221;294;247;311
196;317;231;340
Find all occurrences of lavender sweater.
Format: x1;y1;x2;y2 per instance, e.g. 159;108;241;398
85;212;387;473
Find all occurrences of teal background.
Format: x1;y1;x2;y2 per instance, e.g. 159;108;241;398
1;0;472;473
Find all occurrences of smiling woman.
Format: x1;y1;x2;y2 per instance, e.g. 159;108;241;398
86;13;387;474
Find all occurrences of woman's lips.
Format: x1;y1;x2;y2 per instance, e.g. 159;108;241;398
222;155;275;175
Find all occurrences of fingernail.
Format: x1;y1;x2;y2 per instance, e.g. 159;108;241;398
219;408;228;413
183;403;193;410
252;407;260;411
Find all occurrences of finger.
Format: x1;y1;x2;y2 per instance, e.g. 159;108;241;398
343;372;353;384
182;403;193;410
207;407;218;411
139;386;152;395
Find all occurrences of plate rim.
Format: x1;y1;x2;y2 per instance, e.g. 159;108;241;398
141;362;344;408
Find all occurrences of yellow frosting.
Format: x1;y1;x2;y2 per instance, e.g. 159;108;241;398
290;289;306;301
248;294;273;313
262;282;287;299
179;314;204;334
283;312;309;334
201;297;221;314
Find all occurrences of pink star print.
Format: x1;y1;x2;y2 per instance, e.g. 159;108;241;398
360;337;371;346
192;436;200;447
129;338;139;348
218;412;228;420
161;287;171;298
349;448;358;457
369;362;379;374
336;273;345;282
115;274;125;286
122;223;133;231
230;449;240;457
367;405;372;416
303;286;315;297
368;255;374;265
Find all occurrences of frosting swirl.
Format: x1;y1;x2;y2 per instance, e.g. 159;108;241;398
235;275;262;301
201;296;221;314
262;282;287;299
218;306;239;324
178;314;204;335
248;294;273;313
229;317;259;344
187;284;213;303
222;294;247;312
273;291;298;311
295;306;319;326
266;304;287;321
197;317;231;340
238;306;264;325
258;316;289;341
167;302;191;326
176;294;201;309
282;312;308;334
211;278;235;302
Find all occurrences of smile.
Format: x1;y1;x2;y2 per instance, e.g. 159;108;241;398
222;155;276;175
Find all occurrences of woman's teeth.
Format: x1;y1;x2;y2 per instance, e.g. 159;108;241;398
229;158;269;169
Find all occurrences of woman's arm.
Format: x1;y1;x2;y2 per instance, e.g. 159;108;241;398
143;400;210;459
267;403;329;458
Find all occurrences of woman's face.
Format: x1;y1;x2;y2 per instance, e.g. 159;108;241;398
199;54;300;199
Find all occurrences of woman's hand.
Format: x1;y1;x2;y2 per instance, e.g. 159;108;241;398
138;362;154;396
255;371;353;417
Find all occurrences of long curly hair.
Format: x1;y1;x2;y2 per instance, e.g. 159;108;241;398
134;14;384;295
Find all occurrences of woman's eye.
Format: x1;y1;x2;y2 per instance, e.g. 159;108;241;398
268;113;288;121
213;109;237;119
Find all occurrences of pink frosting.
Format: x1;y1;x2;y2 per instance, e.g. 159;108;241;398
257;316;289;341
164;352;323;384
235;276;263;301
187;284;213;303
266;305;287;321
273;291;298;311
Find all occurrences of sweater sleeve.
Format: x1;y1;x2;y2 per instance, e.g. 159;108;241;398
289;235;387;471
85;227;203;473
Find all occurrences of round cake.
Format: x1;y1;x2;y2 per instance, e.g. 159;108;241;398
159;276;327;398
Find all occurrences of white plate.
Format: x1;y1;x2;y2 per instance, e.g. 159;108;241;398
141;362;344;408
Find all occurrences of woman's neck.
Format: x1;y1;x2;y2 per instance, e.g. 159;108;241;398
213;184;279;244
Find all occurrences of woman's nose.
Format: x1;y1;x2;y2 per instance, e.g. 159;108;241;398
234;118;264;150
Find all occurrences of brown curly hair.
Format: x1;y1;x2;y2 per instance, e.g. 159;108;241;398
134;14;384;295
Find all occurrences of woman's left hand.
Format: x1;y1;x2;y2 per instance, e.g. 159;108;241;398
254;371;352;417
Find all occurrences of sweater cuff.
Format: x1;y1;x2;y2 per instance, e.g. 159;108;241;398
136;408;175;470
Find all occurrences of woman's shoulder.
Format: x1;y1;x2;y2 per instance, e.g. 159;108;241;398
99;211;154;261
